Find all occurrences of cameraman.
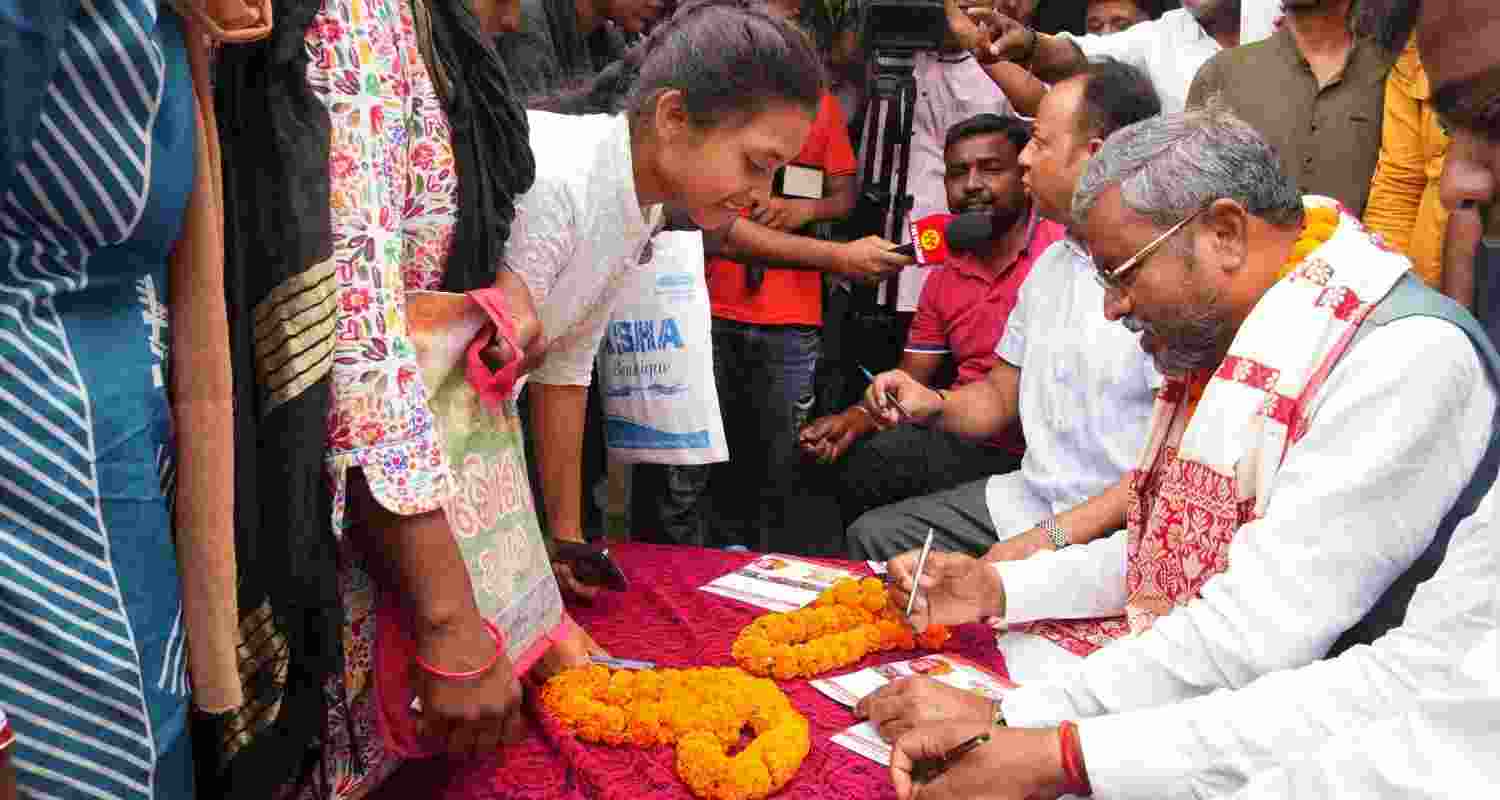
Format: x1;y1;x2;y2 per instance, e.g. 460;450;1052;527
862;0;1048;312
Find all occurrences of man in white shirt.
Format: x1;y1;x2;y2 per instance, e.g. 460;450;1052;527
861;90;1500;799
847;62;1162;617
962;0;1284;113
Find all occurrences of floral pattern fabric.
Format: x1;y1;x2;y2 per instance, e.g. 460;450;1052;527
295;0;460;796
311;0;458;536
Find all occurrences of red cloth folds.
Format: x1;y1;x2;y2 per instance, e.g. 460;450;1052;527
369;543;1010;800
464;286;526;412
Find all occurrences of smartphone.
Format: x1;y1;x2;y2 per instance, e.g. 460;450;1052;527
551;539;629;592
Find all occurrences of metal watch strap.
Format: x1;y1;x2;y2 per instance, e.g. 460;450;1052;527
1042;517;1069;550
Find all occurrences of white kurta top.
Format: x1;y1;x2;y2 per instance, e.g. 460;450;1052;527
508;111;663;387
1081;481;1499;799
998;314;1496;760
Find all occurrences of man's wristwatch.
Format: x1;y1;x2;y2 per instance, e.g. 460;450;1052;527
1042;517;1070;550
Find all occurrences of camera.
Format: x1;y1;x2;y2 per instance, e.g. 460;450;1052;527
859;0;949;54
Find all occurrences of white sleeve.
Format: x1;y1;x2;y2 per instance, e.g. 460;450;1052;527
1226;632;1500;800
504;180;589;386
996;272;1033;368
1076;492;1499;800
994;531;1127;623
1057;20;1159;72
1002;317;1496;729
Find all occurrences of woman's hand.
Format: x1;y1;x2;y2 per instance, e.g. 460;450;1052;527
413;615;528;757
529;625;608;684
552;557;603;600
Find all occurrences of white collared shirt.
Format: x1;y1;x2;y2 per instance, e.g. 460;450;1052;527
1058;9;1233;113
1079;482;1499;800
995;316;1498;800
508;111;663;387
985;238;1160;540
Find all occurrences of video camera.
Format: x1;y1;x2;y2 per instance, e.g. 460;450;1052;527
859;0;949;54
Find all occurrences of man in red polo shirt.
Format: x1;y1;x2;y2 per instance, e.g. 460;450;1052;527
801;113;1065;528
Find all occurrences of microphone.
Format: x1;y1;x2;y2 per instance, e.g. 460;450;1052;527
893;212;994;263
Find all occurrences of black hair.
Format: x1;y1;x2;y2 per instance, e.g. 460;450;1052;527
1074;56;1162;138
944;113;1032;155
534;0;825;126
1354;0;1422;53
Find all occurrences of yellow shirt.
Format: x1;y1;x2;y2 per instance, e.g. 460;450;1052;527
1363;39;1450;288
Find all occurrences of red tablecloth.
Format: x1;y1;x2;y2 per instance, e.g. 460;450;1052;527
370;542;1009;800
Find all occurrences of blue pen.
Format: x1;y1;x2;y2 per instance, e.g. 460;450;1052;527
860;364;911;420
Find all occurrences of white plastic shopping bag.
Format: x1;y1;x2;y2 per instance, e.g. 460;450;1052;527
596;230;729;465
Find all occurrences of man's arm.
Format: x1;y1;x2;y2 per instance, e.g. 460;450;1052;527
984;476;1131;561
965;6;1161;83
1001;318;1495;728
929;359;1022;440
1074;498;1498;800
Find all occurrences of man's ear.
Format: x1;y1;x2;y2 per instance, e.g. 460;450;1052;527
1202;197;1251;272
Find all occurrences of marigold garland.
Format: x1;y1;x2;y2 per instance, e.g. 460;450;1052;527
541;665;810;800
731;577;951;679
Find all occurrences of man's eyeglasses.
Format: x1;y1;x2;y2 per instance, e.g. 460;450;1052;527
1093;207;1206;291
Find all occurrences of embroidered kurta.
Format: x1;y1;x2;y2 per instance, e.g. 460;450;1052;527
300;0;462;795
998;200;1496;735
316;0;460;535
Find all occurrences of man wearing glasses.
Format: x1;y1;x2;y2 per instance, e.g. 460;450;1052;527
859;95;1500;799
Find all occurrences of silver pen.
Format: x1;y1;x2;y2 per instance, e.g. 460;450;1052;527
905;528;935;623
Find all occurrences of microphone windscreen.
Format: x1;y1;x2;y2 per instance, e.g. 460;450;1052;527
947;213;994;254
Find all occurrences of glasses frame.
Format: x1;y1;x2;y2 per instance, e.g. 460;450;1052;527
1094;207;1207;291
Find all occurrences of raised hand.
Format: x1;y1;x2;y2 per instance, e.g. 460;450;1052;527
962;4;1035;64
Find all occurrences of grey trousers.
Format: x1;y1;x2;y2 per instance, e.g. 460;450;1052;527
846;476;1003;561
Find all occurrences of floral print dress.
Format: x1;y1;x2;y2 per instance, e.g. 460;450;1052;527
300;0;460;795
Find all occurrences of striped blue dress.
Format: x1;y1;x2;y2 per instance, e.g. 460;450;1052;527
0;0;196;797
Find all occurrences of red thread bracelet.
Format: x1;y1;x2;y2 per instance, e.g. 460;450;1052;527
1058;720;1093;796
415;619;505;680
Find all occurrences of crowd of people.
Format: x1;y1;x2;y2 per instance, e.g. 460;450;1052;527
0;0;1496;798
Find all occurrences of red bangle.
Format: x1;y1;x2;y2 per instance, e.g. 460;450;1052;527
1058;721;1093;796
415;619;506;680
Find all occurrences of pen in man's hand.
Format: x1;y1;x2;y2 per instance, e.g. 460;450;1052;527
859;364;911;420
905;528;934;623
909;730;992;784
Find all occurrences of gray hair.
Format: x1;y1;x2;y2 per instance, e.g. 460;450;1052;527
1072;99;1304;233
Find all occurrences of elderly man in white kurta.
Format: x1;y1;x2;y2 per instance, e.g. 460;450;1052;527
853;104;1500;800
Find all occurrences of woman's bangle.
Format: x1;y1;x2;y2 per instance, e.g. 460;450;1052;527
415;619;505;681
1058;720;1093;796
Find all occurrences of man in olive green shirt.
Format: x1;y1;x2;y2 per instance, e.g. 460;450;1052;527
1187;0;1394;216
